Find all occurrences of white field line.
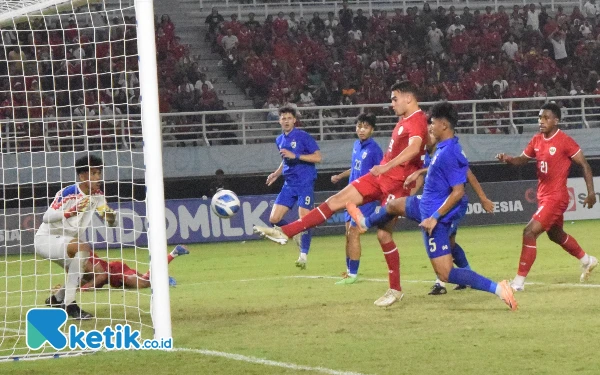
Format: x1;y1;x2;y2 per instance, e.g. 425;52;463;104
173;348;370;375
184;275;600;289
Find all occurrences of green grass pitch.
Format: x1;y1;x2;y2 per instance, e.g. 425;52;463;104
2;220;600;374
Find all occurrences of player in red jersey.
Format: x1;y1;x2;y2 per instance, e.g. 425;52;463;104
254;81;428;307
496;102;597;291
77;245;189;290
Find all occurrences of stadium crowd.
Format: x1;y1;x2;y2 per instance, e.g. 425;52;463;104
0;6;221;151
208;1;600;132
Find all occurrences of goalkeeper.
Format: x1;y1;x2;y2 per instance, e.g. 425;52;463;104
35;155;116;320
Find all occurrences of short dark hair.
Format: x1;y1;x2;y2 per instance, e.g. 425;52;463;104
356;113;377;128
429;101;459;129
278;105;297;118
390;80;420;100
75;155;103;175
541;102;561;120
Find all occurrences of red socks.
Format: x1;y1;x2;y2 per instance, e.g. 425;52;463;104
558;234;585;260
517;236;537;277
167;254;174;264
381;241;401;291
281;203;334;238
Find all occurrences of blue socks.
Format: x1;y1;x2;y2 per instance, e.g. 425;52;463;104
447;268;497;294
365;206;396;228
300;230;311;255
348;259;360;276
451;243;470;269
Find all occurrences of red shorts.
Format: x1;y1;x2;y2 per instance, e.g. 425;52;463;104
533;198;568;231
351;172;411;206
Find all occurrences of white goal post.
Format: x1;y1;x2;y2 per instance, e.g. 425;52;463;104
0;0;171;360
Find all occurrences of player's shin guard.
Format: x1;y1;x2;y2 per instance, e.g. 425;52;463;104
451;243;470;269
300;230;311;255
64;251;87;305
381;241;401;291
365;206;397;229
558;234;586;259
447;268;495;294
280;203;334;238
518;237;537;277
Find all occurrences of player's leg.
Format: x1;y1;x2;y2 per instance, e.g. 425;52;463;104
346;196;409;233
269;185;292;226
124;273;151;289
547;222;598;282
511;205;552;291
373;219;403;307
254;183;366;243
293;188;316;269
336;221;361;285
336;202;377;284
427;224;517;311
61;240;93;319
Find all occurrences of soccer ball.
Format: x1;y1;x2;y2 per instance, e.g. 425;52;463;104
210;189;241;218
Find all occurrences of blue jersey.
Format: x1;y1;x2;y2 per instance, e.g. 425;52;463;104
276;127;320;187
424;146;468;209
349;138;383;182
420;137;468;223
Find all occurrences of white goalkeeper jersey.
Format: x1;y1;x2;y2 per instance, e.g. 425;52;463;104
36;183;108;238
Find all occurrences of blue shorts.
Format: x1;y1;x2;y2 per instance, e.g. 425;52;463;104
449;199;468;236
422;221;453;259
345;201;379;227
404;195;422;223
274;184;314;210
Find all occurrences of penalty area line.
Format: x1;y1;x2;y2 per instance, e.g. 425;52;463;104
174;347;370;375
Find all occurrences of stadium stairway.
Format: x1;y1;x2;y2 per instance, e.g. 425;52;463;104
153;0;255;111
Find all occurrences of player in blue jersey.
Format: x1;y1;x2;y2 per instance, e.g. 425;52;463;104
330;113;383;284
266;106;322;269
348;102;517;310
403;125;494;295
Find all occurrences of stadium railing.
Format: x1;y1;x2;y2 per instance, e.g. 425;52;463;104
1;95;598;152
199;0;583;18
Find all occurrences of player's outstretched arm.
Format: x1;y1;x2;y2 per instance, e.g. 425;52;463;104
467;168;494;213
495;152;530;166
331;169;351;184
572;151;597;208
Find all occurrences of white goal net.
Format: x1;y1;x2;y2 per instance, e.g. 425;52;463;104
0;0;170;360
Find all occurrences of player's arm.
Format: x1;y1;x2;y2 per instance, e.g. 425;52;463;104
420;183;465;235
43;196;90;223
81;272;108;290
495;152;530;166
467;168;494;213
266;161;284;186
331;169;351;184
404;167;428;189
371;136;423;176
571;150;597;208
279;149;322;163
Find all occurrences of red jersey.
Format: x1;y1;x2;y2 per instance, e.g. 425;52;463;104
381;109;428;181
523;129;581;202
108;261;138;288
